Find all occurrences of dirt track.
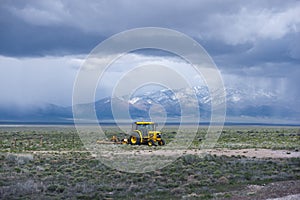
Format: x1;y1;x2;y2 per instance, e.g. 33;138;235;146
29;148;300;159
204;148;300;158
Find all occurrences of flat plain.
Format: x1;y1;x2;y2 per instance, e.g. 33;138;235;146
0;125;299;199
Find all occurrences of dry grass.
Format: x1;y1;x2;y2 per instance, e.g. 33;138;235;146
0;126;299;199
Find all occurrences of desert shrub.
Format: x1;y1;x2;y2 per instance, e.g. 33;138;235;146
47;184;58;192
14;167;21;173
183;154;197;165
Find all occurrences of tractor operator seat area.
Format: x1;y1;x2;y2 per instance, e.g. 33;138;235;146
137;124;155;131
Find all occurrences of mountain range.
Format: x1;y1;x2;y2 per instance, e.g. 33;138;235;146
0;86;299;124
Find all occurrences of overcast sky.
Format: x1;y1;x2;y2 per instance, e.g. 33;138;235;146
0;0;299;108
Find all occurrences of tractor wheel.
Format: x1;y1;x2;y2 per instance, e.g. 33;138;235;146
158;139;165;146
148;140;155;146
129;136;140;145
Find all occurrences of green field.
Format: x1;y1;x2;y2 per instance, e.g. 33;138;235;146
0;126;299;199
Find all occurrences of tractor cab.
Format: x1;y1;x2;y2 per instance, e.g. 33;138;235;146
129;121;165;146
133;122;155;136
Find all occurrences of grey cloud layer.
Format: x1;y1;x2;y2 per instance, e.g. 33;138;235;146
0;0;299;109
1;0;299;56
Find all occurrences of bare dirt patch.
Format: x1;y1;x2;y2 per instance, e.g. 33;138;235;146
205;148;300;159
92;147;300;159
225;180;300;200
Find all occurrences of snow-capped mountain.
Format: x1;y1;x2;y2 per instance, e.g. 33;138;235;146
94;85;299;122
1;86;299;123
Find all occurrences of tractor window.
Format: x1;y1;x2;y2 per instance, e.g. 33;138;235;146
147;124;155;131
136;124;155;131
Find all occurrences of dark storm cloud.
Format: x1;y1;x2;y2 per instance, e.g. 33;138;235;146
0;6;104;57
1;0;299;59
213;32;300;72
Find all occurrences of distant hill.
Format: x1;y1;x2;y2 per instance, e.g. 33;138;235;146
0;86;299;124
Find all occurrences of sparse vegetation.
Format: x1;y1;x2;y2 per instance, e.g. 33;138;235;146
0;126;299;199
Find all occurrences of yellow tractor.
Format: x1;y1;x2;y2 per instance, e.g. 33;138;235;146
128;121;165;146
